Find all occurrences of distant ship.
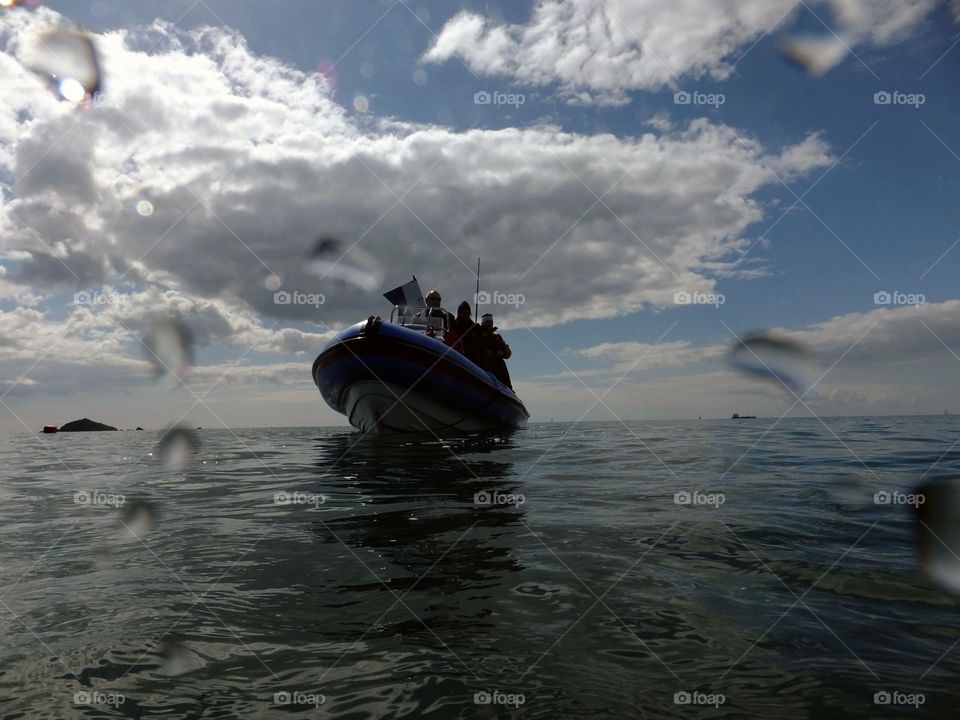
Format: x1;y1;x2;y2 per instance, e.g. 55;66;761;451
731;412;757;419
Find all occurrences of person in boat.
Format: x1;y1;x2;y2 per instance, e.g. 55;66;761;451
476;313;513;388
447;301;480;357
416;289;454;334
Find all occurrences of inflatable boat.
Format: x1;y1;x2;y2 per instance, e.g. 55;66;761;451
312;313;529;434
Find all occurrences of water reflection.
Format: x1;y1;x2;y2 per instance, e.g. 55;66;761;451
293;430;527;686
310;432;526;590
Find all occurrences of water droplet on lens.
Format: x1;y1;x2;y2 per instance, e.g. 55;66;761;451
143;316;193;383
512;582;563;597
136;200;154;217
914;479;960;594
264;273;282;291
119;499;158;539
353;95;369;112
412;69;427;85
315;59;337;92
25;26;101;103
827;472;874;508
157;636;195;676
158;426;199;472
780;35;848;77
94;546;115;569
307;236;382;292
359;62;375;79
728;332;817;397
58;77;86;103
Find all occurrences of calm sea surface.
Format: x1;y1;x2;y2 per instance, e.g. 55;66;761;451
1;417;959;719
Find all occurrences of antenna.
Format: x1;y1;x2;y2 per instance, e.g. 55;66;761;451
474;257;481;319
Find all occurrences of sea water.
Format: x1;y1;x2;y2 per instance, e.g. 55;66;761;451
1;417;958;718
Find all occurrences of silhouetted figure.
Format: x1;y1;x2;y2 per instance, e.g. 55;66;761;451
476;313;512;389
448;301;480;359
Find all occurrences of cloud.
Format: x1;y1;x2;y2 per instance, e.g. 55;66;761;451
424;0;942;104
519;299;960;420
541;300;960;415
575;339;723;371
0;7;836;344
783;299;960;367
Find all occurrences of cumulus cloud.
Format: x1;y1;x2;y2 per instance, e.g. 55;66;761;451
518;299;960;420
575;340;722;372
0;7;835;340
424;0;943;104
782;299;960;367
545;300;960;404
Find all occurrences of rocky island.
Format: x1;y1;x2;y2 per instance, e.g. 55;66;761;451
54;418;119;432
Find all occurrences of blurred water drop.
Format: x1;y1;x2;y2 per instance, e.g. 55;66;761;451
827;471;874;508
119;499;158;539
315;59;337;93
307;237;383;292
914;479;960;594
353;95;370;112
359;62;375;79
825;0;868;29
728;332;817;396
412;69;428;86
780;35;848;77
264;273;282;291
93;545;115;569
156;636;200;676
158;426;199;472
136;200;154;217
58;77;86;103
142;316;193;382
25;26;101;103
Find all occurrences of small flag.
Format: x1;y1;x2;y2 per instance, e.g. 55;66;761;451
383;276;424;308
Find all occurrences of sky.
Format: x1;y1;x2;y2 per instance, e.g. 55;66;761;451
1;0;960;431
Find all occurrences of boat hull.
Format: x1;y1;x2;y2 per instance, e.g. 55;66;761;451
312;320;529;434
